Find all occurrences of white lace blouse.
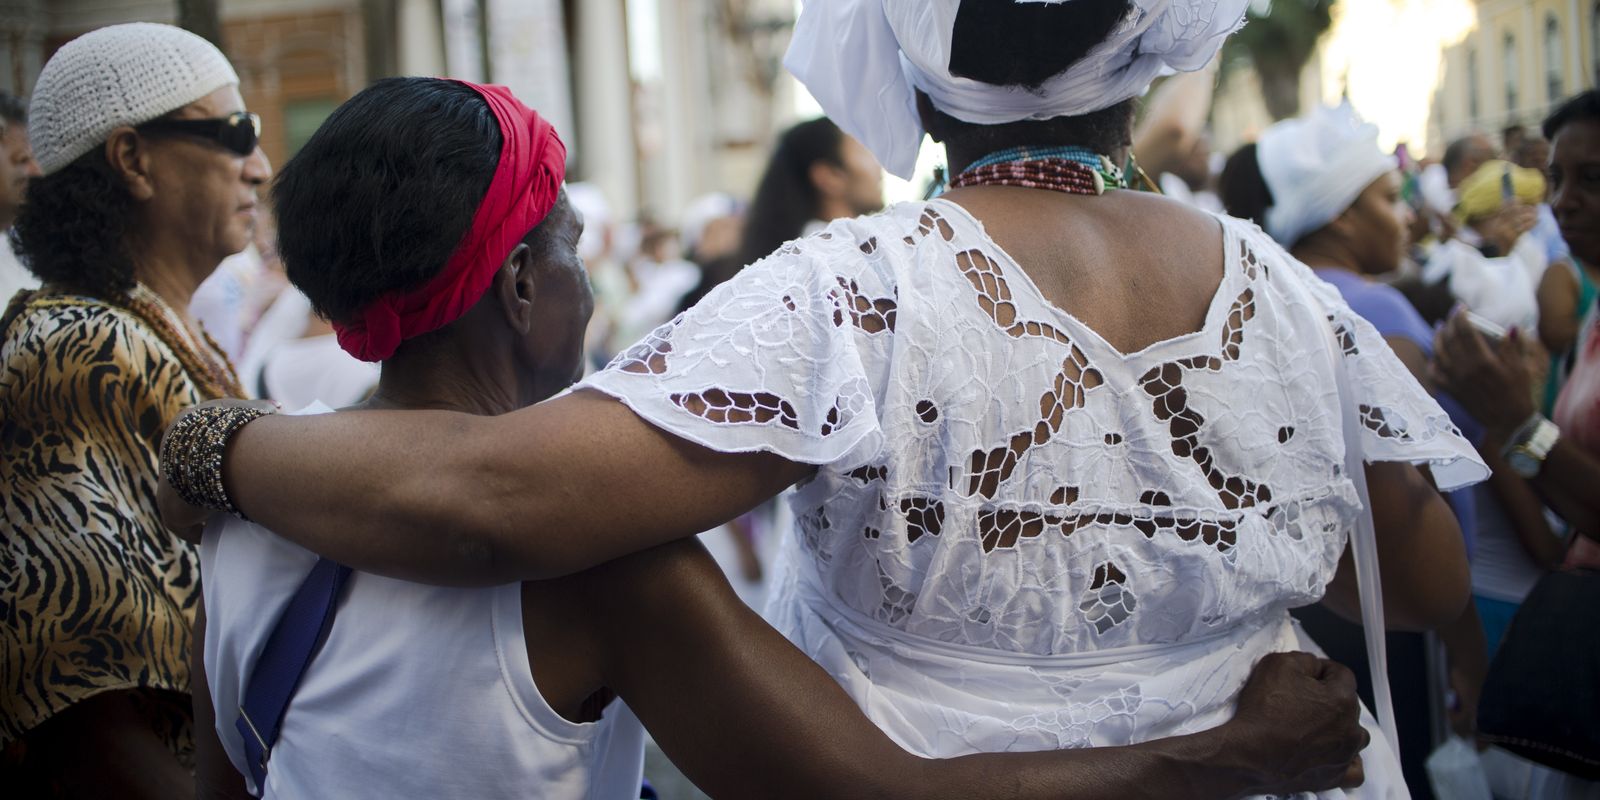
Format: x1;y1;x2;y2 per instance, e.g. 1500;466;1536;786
581;200;1485;795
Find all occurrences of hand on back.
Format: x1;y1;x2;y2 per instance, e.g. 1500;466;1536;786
1228;651;1370;795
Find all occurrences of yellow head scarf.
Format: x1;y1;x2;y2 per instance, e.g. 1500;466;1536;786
1455;159;1546;223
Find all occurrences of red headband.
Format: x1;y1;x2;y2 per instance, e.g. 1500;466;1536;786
333;81;568;362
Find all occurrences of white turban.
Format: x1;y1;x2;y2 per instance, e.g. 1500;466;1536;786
785;0;1249;179
29;23;239;175
1256;104;1398;249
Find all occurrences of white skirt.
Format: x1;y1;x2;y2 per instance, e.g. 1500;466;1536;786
765;538;1408;799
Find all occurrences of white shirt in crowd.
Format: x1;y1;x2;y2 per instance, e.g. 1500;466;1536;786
1159;172;1224;215
1421;235;1547;332
0;233;37;306
234;289;379;409
1419;163;1455;219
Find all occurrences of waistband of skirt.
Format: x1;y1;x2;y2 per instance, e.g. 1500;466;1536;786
793;556;1282;670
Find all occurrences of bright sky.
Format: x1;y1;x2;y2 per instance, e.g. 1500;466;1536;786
627;0;662;82
1318;0;1479;154
639;0;1485;203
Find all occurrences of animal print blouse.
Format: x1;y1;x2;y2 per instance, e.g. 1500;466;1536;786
0;288;236;753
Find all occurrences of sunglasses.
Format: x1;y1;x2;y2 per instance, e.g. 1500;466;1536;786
137;111;261;156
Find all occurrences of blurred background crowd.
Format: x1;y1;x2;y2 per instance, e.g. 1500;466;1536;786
3;0;1600;798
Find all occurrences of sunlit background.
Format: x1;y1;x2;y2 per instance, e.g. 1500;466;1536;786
1;0;1595;232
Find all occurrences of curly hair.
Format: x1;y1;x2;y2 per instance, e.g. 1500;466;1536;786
10;148;139;299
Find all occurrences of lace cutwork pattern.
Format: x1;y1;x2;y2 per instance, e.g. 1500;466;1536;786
581;203;1484;660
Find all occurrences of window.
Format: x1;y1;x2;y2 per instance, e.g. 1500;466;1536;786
1468;46;1481;121
1592;2;1600;86
1505;32;1519;115
1547;15;1564;104
284;98;340;158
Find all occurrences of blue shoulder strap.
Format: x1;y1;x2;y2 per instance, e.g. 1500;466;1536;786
236;557;352;791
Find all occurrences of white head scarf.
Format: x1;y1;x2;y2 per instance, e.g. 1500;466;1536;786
1256;104;1398;248
785;0;1249;179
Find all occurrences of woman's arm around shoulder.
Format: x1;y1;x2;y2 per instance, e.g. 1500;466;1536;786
211;389;813;585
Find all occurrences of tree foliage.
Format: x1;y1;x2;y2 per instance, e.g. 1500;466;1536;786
1222;0;1336;120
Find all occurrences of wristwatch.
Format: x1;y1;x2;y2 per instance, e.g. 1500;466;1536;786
1501;414;1560;478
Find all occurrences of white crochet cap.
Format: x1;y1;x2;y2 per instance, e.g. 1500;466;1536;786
29;23;239;175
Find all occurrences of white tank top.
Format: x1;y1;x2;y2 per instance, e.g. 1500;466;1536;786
200;408;646;799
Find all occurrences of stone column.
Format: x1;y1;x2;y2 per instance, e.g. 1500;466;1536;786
573;0;639;220
396;0;446;77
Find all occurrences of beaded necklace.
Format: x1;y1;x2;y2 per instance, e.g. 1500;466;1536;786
125;283;245;400
946;145;1160;196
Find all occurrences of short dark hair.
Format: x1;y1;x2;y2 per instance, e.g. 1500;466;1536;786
1217;143;1274;230
11;148;139;298
0;92;25;127
1513;134;1548;164
1442;134;1488;173
738;117;845;267
273;77;502;323
922;0;1138;156
1543;89;1600;140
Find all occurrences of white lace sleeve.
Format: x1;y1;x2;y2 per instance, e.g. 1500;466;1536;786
579;228;891;470
1242;222;1489;491
1329;300;1488;489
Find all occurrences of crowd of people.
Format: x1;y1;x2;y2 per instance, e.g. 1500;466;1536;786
1;1;1598;798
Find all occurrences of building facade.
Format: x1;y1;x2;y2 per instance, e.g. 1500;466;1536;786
0;0;805;225
1;0;373;171
1212;0;1600;158
1432;0;1599;145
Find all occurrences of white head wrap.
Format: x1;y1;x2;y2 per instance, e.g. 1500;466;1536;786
1256;104;1398;248
785;0;1249;179
29;23;239;175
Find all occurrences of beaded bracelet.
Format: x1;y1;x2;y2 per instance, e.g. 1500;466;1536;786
160;404;276;519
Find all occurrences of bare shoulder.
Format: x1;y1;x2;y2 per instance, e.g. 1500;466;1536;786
1100;190;1229;249
1114;188;1223;225
1072;190;1230;293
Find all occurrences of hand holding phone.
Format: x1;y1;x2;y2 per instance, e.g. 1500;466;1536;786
1461;309;1507;340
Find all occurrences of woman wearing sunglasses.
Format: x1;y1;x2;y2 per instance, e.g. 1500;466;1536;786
0;23;269;798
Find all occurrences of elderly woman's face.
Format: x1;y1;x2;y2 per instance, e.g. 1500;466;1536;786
1549;118;1600;266
521;194;595;401
140;86;272;266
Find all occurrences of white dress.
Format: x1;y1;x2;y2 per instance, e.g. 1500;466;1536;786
581;200;1487;798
